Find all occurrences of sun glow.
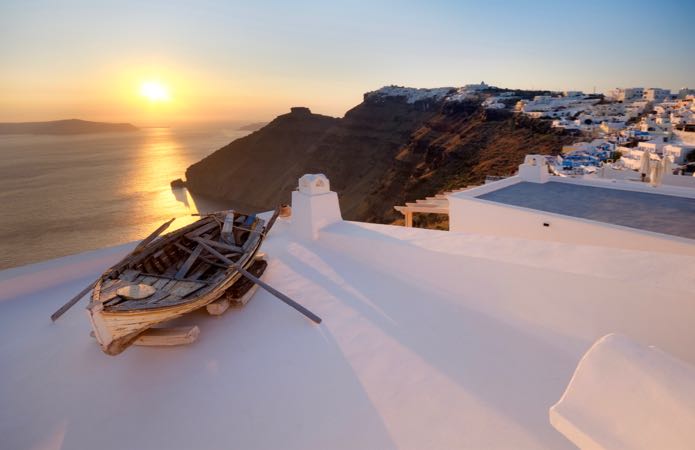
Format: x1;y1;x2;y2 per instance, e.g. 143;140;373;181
139;81;171;102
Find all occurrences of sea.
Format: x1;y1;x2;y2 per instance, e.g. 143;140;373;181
0;125;251;269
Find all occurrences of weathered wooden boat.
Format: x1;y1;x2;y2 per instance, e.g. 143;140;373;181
87;211;269;355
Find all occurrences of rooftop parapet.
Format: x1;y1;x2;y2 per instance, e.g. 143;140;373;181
519;154;550;183
550;333;695;449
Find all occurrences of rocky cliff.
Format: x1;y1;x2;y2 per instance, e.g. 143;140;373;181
185;87;577;223
185;107;340;212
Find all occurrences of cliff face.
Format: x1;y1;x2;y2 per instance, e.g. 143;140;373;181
363;106;575;223
185;107;340;211
185;88;577;222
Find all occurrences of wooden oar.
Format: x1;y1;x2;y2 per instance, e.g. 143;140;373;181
50;217;176;322
263;205;282;236
192;237;322;324
132;218;176;254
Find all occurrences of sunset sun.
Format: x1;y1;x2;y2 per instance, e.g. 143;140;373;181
139;81;170;102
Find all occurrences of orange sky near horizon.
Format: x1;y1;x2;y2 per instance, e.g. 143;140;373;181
0;61;364;125
2;0;693;126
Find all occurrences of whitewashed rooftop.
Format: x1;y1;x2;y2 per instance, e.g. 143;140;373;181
2;212;695;449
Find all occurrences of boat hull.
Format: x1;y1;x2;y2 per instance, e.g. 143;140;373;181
86;212;265;355
87;269;245;355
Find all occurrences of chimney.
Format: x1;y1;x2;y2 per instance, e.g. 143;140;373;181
290;174;342;240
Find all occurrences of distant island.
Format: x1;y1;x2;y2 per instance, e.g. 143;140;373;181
0;119;138;135
237;122;268;132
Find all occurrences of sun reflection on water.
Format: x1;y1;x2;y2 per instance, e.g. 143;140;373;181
122;127;204;240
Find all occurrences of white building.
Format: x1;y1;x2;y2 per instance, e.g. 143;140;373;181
677;88;695;99
663;144;693;164
610;87;644;102
644;87;671;102
600;121;626;133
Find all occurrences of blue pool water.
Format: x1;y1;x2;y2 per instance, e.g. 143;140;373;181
477;181;695;240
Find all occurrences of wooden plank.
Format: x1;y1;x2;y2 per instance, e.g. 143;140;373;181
151;278;170;289
206;297;231;316
188;262;211;280
191;237;235;265
405;202;449;211
195;237;243;254
134;326;200;346
147;294;183;308
174;242;194;253
137;272;211;284
120;269;140;282
100;278;120;290
167;280;207;298
416;199;448;206
140;276;159;285
175;244;203;279
131;218;176;255
241;219;262;252
184;221;219;239
174;243;229;269
107;292;179;311
395;205;449;215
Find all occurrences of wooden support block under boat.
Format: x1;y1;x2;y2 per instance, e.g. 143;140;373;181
206;259;267;315
226;259;268;298
207;284;262;316
205;297;231;316
90;326;200;347
233;284;260;307
134;326;200;347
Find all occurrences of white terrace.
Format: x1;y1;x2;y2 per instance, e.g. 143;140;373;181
1;172;695;449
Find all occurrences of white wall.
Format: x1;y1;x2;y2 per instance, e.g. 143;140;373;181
448;195;695;256
598;167;640;181
598;165;695;187
663;173;695;188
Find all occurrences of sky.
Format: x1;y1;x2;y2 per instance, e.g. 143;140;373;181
1;0;694;125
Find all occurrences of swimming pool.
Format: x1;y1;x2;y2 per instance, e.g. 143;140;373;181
477;181;695;240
